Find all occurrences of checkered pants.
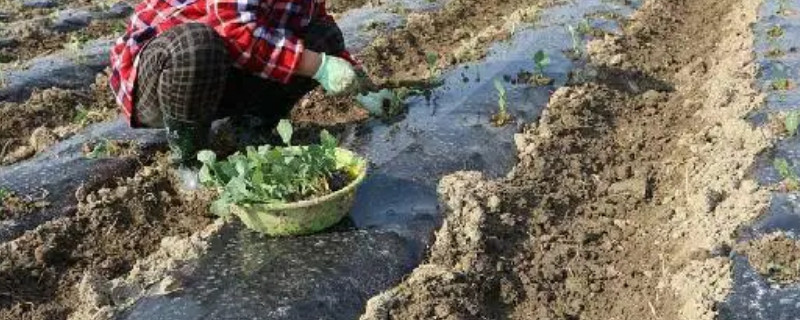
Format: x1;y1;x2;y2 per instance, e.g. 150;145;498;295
133;20;347;128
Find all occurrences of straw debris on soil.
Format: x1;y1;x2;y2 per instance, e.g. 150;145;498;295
361;0;770;319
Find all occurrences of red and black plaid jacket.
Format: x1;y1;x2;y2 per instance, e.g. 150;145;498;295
109;0;357;123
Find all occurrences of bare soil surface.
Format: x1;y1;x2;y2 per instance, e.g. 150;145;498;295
0;158;214;320
326;0;370;14
0;0;777;318
0;73;117;165
293;0;550;126
361;0;771;319
739;233;800;284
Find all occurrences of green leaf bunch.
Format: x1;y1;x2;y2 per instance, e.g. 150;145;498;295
197;120;341;216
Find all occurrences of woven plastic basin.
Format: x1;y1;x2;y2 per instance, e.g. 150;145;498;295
230;148;367;236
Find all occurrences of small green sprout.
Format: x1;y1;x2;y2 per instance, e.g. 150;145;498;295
277;119;293;146
768;25;785;39
491;79;512;126
0;188;10;206
73;104;90;124
65;33;91;63
774;157;799;190
86;139;111;159
533;50;550;75
576;19;592;36
65;33;90;52
772;78;792;91
567;25;582;58
111;21;127;34
83;139;135;159
425;51;439;79
786;111;800;136
767;48;786;58
526;50;554;86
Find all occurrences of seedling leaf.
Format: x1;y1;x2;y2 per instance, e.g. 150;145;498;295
425;52;439;67
197;150;216;164
775;158;792;178
277;119;293;146
785;111;800;136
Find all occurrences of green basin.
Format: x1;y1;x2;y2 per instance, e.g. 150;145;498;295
230;148;367;236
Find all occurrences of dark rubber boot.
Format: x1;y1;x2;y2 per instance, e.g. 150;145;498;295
164;116;209;167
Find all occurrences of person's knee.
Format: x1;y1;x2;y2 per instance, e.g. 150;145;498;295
166;23;229;65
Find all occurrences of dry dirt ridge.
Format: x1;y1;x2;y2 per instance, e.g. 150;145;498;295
360;0;775;319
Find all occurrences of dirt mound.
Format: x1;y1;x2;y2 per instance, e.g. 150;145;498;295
361;0;769;319
0;73;117;165
357;0;547;86
739;233;800;284
0;158;214;320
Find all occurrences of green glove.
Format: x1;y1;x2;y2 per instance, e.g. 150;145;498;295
355;89;397;117
313;53;358;96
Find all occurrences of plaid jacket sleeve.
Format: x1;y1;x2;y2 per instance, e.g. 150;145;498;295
209;0;307;83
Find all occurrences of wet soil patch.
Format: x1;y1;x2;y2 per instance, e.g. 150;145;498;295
0;159;214;320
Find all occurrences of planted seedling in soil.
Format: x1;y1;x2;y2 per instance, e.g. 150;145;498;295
526;50;554;86
772;78;793;91
774;157;800;191
0;188;10;208
768;25;786;38
785;111;800;136
425;51;443;86
198;120;358;216
565;25;583;60
83;139;138;159
491;79;513;127
576;19;592;36
766;25;786;58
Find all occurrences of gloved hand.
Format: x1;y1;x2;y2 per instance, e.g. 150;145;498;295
355;89;397;117
313;53;358;96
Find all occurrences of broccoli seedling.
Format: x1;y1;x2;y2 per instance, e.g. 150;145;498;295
425;51;439;80
533;50;550;75
768;25;785;39
786;111;800;136
0;188;10;206
774;157;800;190
767;48;786;58
491;80;512;127
567;25;582;59
772;78;792;91
527;50;554;86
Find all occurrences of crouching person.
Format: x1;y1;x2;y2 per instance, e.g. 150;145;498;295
109;0;372;166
